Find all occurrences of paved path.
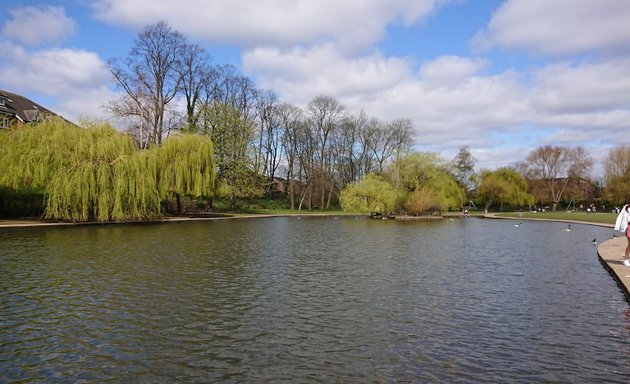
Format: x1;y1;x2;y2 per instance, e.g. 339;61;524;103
597;237;630;300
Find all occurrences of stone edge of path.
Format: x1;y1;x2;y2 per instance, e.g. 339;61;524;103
596;237;630;303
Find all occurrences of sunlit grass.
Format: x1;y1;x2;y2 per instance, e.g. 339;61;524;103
239;208;364;216
495;211;616;225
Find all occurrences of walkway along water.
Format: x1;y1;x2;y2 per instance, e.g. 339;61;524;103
597;237;630;301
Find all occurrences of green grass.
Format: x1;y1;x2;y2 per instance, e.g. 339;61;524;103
494;211;616;225
239;208;362;216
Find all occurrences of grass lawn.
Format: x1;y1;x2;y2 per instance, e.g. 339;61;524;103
494;211;617;225
239;208;363;216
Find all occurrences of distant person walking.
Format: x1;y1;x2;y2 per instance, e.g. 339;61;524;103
614;201;630;265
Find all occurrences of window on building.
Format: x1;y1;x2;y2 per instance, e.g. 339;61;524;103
0;97;5;106
0;116;10;128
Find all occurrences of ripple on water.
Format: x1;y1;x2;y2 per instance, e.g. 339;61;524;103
1;218;630;383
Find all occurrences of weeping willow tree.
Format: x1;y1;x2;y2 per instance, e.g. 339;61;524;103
339;173;400;214
392;152;466;212
150;133;216;213
0;118;216;222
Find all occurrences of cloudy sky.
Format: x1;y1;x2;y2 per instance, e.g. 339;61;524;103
2;0;630;175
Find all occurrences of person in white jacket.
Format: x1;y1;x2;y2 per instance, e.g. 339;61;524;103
614;202;630;264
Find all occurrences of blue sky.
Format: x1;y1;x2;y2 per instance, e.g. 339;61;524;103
2;0;630;176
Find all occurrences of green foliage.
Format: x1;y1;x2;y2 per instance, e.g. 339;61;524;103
404;187;434;214
603;173;630;204
0;118;216;222
198;102;262;208
452;145;476;188
152;133;216;199
340;173;399;214
393;153;465;212
477;167;534;210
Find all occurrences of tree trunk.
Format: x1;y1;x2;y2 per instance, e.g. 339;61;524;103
326;187;333;210
176;193;182;215
298;189;308;211
289;180;295;210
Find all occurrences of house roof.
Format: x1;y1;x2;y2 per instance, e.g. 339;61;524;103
0;89;57;123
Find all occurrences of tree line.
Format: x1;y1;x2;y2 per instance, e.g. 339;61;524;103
105;21;630;216
106;21;413;211
2;21;629;221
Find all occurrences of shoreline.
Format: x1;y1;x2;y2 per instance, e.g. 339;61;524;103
0;212;363;228
0;211;616;229
482;212;614;228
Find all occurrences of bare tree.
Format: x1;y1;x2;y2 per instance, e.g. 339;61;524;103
336;111;370;186
277;103;304;209
604;145;630;182
178;43;212;133
306;96;345;209
367;117;413;175
253;90;282;188
603;145;630;203
524;145;593;211
107;21;186;146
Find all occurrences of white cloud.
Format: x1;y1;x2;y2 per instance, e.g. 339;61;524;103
244;45;411;105
2;5;77;47
92;0;446;51
0;45;110;96
245;46;532;150
0;41;114;121
530;58;630;114
55;87;119;122
419;55;488;87
473;0;630;56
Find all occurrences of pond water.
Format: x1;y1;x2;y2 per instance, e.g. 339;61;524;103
1;216;630;383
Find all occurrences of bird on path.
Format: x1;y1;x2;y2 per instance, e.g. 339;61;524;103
561;224;572;232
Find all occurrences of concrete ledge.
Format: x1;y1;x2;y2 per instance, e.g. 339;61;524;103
597;237;630;301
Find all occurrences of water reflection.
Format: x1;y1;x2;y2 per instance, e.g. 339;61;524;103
1;217;629;382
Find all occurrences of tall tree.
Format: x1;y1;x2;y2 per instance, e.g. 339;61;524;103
178;43;212;133
277;103;304;209
524;145;593;211
603;145;630;203
253;90;281;184
367;118;413;175
306;95;345;209
107;21;186;146
452;145;476;190
604;145;630;182
200;102;258;210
